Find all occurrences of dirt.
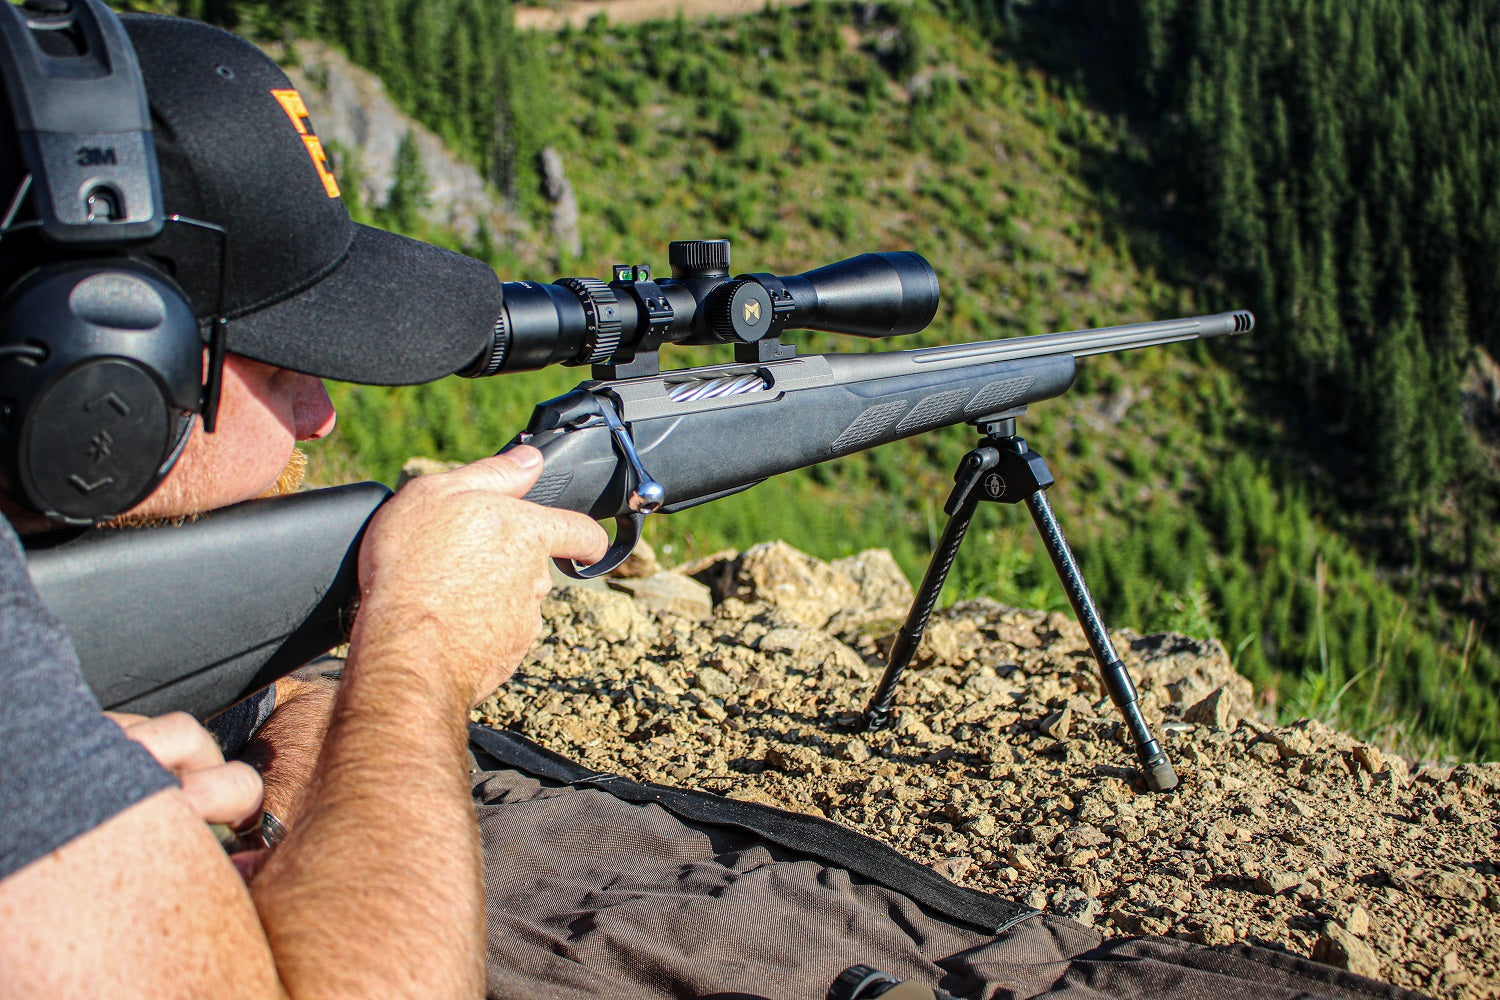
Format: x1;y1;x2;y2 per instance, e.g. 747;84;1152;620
514;0;811;31
473;540;1500;1000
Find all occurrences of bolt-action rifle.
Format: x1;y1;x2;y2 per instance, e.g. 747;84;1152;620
24;240;1252;792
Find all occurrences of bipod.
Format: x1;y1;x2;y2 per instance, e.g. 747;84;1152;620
861;415;1179;793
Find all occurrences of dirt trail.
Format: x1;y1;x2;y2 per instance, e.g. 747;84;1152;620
514;0;810;31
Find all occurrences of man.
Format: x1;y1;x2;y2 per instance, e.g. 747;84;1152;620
0;9;605;995
0;10;1432;1000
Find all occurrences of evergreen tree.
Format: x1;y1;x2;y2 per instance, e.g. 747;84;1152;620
404;0;446;137
1210;64;1262;280
383;129;429;233
1137;0;1179;103
1363;255;1426;517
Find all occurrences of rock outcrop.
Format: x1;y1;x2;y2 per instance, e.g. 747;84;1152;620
270;40;529;250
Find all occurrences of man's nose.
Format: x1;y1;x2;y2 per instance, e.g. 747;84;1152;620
293;376;337;440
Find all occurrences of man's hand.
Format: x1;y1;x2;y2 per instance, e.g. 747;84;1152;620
240;448;605;995
106;711;262;830
354;446;607;706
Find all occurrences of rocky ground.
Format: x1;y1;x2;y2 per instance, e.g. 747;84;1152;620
473;541;1500;1000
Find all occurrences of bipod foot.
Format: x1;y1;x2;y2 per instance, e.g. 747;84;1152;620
861;703;898;733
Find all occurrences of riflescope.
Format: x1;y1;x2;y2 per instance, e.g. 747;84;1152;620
461;239;939;377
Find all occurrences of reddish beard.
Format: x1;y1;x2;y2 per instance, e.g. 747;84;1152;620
262;447;309;499
98;448;311;530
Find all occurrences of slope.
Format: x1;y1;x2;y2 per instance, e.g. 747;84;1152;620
218;1;1491;760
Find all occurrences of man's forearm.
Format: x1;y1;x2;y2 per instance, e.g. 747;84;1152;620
242;673;339;825
238;451;603;996
247;614;484;997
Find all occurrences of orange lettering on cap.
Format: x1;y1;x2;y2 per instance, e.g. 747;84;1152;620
301;135;341;199
270;89;310;133
270;88;341;198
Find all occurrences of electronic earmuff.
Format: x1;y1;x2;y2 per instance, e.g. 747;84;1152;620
0;258;204;523
0;0;217;525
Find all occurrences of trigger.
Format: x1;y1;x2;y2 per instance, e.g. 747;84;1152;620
553;512;645;581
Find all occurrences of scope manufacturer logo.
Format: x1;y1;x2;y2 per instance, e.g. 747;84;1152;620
743;300;761;324
76;147;117;166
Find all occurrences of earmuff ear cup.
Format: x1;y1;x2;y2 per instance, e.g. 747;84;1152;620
0;260;202;523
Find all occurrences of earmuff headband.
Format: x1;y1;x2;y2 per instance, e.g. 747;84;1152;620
0;0;163;245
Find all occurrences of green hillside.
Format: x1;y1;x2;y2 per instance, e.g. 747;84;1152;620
138;0;1497;761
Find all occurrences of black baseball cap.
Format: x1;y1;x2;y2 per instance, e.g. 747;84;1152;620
118;13;501;386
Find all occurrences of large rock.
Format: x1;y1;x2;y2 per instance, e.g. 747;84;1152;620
703;541;863;629
1129;632;1252;711
539;147;582;261
542;585;652;647
1313;922;1383;980
1182;686;1238;730
830;549;915;620
277;40;525;247
608;571;713;619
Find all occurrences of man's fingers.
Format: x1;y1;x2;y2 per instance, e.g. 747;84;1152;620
545;510;611;566
115;711;226;776
455;447;547;498
451;450;608;563
180;761;264;827
231;847;272;884
111;712;262;827
104;710;150;729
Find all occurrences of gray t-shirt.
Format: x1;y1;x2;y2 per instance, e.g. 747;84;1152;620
0;521;173;880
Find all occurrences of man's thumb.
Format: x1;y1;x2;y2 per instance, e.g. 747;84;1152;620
466;447;545;496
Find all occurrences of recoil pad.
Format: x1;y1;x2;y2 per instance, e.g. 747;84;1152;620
0;258;202;523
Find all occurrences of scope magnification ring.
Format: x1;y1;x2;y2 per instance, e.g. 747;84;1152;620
557;277;623;364
469;311;510;377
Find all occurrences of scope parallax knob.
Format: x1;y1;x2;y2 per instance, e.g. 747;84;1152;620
668;239;731;278
555;277;623;364
708;278;775;344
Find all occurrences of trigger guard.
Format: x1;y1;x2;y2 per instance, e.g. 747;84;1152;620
554;512;645;580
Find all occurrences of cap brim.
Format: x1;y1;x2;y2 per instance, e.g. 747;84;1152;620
223;225;500;386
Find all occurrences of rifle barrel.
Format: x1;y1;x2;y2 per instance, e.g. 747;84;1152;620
908;311;1253;367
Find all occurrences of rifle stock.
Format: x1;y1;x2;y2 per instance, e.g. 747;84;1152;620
24;310;1249;720
25;481;387;718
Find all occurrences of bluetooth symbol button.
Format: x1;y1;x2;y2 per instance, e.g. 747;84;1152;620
88;429;115;463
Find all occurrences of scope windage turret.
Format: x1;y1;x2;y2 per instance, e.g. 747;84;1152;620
460;239;940;377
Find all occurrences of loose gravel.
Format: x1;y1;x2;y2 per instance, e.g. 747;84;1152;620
474;542;1500;999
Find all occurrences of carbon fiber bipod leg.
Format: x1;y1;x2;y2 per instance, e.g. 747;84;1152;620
861;417;1178;792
